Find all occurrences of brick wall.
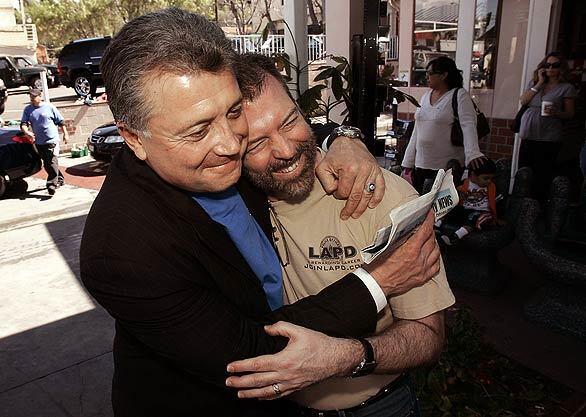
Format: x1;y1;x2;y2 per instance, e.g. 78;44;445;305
54;101;114;152
395;112;516;163
483;118;516;160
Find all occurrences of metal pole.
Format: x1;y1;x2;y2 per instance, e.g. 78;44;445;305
19;0;26;31
358;0;379;154
40;70;50;104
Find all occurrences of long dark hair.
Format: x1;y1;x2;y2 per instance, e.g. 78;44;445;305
532;51;570;84
426;56;463;89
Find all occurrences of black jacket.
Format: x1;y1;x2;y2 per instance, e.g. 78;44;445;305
80;146;377;416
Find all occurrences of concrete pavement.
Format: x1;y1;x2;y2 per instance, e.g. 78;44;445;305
0;172;114;416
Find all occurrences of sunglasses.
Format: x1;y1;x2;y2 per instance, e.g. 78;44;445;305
426;70;442;76
544;62;561;69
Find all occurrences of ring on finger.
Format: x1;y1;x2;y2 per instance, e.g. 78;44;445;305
365;182;376;193
272;383;281;397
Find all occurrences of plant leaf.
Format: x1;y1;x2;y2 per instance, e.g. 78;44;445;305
297;84;326;115
331;56;348;64
314;67;335;82
331;72;344;100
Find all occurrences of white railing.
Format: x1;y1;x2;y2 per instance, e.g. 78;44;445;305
228;34;326;61
0;24;37;47
307;35;326;61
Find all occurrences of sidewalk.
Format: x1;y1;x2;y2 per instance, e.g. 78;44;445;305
0;173;114;417
0;177;98;233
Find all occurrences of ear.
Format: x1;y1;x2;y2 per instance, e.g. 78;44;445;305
118;123;147;161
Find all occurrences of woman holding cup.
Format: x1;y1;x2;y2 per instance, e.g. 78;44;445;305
518;52;576;196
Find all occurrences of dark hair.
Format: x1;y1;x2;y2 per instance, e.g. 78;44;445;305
101;8;236;137
533;51;570;84
426;56;463;89
469;158;496;176
235;53;293;102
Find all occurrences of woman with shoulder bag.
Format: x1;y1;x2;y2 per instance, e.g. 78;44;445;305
518;52;576;198
401;56;486;193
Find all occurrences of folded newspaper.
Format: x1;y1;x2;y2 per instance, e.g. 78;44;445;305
361;169;459;264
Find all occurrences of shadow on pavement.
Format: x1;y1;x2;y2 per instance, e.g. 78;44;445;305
0;310;114;417
0;214;114;416
44;214;86;280
50;95;79;103
2;186;52;201
65;160;110;177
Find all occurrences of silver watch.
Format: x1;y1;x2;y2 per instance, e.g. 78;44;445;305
323;126;365;151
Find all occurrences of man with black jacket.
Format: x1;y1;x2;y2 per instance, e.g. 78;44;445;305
79;8;440;416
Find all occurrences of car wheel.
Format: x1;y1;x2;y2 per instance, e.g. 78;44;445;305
30;76;42;90
0;175;7;199
73;74;96;97
90;152;111;162
9;178;29;195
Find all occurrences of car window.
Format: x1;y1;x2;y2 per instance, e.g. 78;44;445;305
60;43;80;59
0;58;10;70
14;57;32;68
89;39;110;58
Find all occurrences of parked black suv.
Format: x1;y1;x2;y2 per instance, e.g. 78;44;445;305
0;55;55;90
58;37;110;97
13;56;60;87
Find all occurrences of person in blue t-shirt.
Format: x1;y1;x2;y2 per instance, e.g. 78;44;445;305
20;88;69;195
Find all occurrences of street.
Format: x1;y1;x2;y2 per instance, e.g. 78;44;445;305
3;85;106;122
0;161;113;416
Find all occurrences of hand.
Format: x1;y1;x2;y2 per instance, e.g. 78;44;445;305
544;106;557;117
401;167;413;185
365;210;441;296
226;321;360;400
316;137;385;220
468;156;487;171
537;69;547;85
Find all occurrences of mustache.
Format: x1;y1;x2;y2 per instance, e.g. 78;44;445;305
267;137;316;173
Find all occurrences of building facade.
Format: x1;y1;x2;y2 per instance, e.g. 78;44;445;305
394;0;585;166
0;0;37;57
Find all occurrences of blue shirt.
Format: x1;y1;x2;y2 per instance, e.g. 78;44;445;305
21;103;64;145
192;187;283;310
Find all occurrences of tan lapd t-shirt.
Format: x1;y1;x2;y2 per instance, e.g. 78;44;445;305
269;166;455;410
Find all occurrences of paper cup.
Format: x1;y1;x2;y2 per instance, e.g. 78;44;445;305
541;101;553;116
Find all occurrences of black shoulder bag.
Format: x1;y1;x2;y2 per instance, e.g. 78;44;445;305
451;88;491;147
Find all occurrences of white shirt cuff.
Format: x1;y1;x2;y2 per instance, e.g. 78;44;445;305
353;268;387;313
321;133;332;152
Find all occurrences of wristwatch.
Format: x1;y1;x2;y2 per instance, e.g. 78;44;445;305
350;338;377;378
323;125;365;151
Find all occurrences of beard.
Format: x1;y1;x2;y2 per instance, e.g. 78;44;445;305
244;133;317;202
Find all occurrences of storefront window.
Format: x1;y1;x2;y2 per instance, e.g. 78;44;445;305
471;0;501;90
412;0;460;87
